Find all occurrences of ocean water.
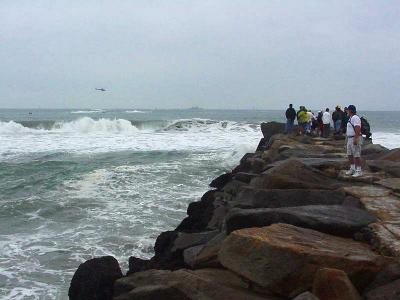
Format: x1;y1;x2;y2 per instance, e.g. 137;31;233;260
0;109;399;299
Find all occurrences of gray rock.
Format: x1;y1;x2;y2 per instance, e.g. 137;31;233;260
292;291;319;300
186;232;226;269
364;279;400;300
232;187;347;209
225;205;377;237
233;172;260;184
250;159;343;190
113;284;190;300
171;230;219;252
68;256;122;300
114;268;279;300
367;160;400;177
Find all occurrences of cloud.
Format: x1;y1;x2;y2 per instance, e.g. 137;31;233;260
0;0;399;109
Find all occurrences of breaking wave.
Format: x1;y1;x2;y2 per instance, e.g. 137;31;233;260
0;118;258;135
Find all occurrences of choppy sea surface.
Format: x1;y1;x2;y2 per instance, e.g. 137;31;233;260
0;109;399;299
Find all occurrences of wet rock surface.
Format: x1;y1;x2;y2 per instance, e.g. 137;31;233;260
68;122;400;300
69;256;123;300
225;205;377;236
218;224;384;297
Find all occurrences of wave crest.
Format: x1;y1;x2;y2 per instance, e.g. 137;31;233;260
0;117;258;135
55;117;139;133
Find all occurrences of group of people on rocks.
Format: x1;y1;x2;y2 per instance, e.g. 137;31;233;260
284;103;365;177
284;104;351;138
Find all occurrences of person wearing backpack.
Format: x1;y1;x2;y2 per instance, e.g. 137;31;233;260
345;105;363;177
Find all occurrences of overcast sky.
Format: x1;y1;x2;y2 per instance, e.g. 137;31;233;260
1;1;399;110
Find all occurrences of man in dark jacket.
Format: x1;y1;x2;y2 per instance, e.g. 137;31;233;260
332;105;345;134
284;104;296;134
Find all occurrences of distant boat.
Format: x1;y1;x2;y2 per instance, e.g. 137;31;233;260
95;88;106;92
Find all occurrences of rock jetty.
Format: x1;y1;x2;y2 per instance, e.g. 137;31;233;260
69;122;400;300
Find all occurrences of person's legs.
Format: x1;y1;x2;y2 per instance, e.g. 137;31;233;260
323;124;329;138
288;119;294;134
335;120;341;133
353;141;363;177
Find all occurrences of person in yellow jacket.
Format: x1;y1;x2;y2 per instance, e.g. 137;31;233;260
296;106;310;135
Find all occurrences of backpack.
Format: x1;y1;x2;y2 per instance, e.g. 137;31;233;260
360;116;372;139
348;115;372;139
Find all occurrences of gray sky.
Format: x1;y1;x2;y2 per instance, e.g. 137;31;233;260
1;1;399;110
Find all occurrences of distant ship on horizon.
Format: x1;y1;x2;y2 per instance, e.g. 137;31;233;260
185;106;204;110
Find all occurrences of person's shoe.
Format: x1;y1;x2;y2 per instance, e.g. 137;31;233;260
345;169;355;176
352;170;363;178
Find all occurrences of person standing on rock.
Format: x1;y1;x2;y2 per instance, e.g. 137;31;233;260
284;104;296;134
322;108;332;138
332;105;344;135
345;104;363;177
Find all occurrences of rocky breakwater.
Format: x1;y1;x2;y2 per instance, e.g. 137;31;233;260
69;121;400;300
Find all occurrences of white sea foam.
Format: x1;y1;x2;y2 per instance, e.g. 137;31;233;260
53;117;139;134
71;109;104;114
125;110;147;113
0;118;262;161
373;131;400;150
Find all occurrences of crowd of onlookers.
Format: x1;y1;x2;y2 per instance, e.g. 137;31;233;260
284;104;350;137
284;103;368;177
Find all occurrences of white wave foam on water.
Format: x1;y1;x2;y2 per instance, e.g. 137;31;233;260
71;109;104;114
125;110;147;113
0;118;262;161
0;120;41;134
373;131;400;150
53;117;139;134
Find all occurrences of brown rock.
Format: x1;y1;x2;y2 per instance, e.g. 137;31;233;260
338;170;386;184
368;223;400;257
376;178;400;193
379;148;400;162
342;185;392;198
187;233;226;269
359;196;400;222
232;187;347;209
312;268;361;300
367;160;400;177
292;292;320;300
250;160;342;190
218;224;385;297
364;279;400;300
114;268;280;300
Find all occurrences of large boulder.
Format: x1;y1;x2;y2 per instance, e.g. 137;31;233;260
146;230;219;271
312;268;362;300
183;232;226;269
68;256;122;300
363;279;400;300
231;187;348;209
209;172;232;189
260;122;285;143
225;205;377;237
114;269;281;300
218;224;385;298
176;190;216;232
362;144;389;158
378;148;400;162
250;159;343;190
366;160;400;177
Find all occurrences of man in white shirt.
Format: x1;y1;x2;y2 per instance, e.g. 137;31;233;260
345;105;363;177
322;108;331;138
